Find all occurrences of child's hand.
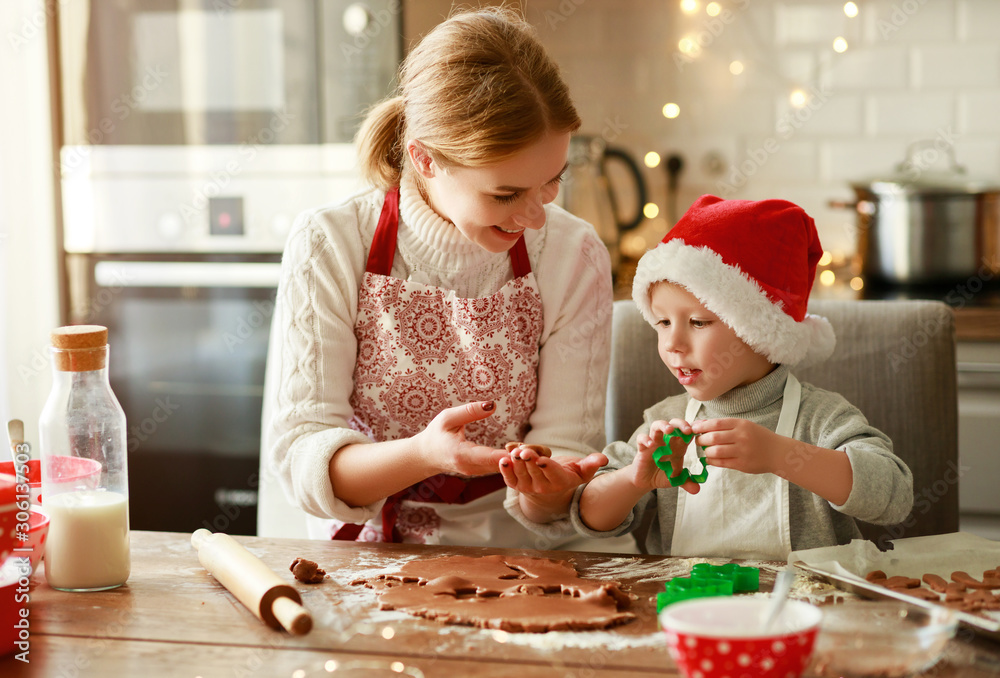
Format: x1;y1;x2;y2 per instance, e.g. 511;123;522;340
632;419;701;495
691;418;779;475
498;444;608;495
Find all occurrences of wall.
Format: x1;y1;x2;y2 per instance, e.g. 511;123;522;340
411;0;1000;261
0;0;61;445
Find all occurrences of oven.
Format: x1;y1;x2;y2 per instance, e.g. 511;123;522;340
59;147;363;535
55;1;402;534
66;253;280;535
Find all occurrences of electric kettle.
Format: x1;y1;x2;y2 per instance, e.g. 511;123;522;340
559;135;648;277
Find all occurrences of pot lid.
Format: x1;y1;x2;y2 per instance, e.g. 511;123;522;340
850;142;1000;194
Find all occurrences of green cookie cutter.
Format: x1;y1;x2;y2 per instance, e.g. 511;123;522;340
651;430;709;487
656;563;761;613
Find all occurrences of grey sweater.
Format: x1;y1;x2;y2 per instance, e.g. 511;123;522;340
569;365;914;556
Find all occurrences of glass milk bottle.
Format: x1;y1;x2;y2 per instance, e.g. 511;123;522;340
39;325;130;591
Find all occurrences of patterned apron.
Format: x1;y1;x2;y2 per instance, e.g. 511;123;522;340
329;187;544;544
670;372;802;560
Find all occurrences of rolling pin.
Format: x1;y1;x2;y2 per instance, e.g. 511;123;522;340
191;529;312;635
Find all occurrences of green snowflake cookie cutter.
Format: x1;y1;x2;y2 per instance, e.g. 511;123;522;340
651;430;709;487
656;563;760;613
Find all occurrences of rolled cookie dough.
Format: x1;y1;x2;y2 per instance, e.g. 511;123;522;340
354;554;635;632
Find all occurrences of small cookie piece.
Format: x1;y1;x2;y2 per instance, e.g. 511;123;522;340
923;573;949;592
882;576;921;589
504;442;552;458
290;557;327;584
952;571;1000;590
945;584;968;602
966;589;1000;610
865;570;888;583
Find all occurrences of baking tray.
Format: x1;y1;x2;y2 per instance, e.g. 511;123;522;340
789;532;1000;640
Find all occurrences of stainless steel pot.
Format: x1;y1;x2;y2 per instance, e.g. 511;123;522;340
838;144;1000;285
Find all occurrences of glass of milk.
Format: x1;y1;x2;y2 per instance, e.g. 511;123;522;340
39;325;130;592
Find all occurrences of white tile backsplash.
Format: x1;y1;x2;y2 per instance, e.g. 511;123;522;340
957;0;1000;41
862;0;957;44
869;91;955;136
825;46;910;90
738;137;819;183
821;139;908;183
775;91;864;136
915;43;1000;89
522;0;1000;257
959;91;1000;135
775;2;859;45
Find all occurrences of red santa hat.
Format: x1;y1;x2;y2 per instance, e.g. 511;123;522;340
632;194;836;366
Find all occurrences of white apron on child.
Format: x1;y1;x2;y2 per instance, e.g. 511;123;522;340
670;372;802;560
310;187;543;547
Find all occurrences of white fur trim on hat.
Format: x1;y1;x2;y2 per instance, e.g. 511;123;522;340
632;240;836;366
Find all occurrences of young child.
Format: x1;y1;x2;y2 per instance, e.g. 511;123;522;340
503;195;914;559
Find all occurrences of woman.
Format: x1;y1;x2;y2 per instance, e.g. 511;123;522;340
260;8;635;552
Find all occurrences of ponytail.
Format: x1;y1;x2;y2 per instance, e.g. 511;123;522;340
355;96;406;190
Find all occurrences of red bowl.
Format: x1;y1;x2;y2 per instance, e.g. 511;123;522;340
0;456;102;505
1;562;29;657
660;598;822;678
0;473;17;563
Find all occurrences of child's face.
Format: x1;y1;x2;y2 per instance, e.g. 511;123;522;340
650;282;774;401
411;130;569;254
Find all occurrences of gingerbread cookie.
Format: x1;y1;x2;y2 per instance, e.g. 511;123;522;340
951;571;1000;590
867;566;1000;615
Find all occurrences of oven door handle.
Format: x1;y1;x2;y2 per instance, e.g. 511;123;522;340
94;261;282;288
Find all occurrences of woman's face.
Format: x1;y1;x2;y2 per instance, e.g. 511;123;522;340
408;131;570;253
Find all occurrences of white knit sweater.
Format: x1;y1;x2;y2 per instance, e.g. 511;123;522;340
262;175;615;525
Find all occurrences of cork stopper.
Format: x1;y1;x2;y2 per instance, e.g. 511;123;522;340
51;325;109;372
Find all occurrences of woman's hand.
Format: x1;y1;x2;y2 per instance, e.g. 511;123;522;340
690;418;779;475
415;401;509;477
631;418;701;495
498;445;608;495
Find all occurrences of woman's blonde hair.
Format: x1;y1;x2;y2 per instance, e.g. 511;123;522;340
356;7;581;189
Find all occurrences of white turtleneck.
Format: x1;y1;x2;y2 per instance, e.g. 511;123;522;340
261;175;615;529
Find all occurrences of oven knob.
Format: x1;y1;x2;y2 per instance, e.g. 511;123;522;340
270;214;292;239
157;213;184;240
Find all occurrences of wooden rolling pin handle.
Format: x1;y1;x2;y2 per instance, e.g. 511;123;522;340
191;529;312;635
273;596;313;635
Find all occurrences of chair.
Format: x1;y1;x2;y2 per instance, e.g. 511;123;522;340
606;298;959;548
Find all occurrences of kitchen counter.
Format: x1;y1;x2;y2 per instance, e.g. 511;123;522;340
4;531;1000;677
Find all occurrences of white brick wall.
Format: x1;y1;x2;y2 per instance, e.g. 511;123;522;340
520;0;1000;257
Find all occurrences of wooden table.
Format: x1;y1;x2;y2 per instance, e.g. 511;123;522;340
4;531;1000;677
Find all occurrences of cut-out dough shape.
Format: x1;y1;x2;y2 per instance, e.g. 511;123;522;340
353;554;635;632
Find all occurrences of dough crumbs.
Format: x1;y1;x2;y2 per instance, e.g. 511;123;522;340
353;554;635;633
290;557;327;584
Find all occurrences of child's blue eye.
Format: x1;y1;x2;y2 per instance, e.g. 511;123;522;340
691;319;710;328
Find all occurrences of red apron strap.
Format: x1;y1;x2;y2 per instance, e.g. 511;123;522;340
332;522;364;541
365;187;401;275
381;491;406;543
509;235;531;278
